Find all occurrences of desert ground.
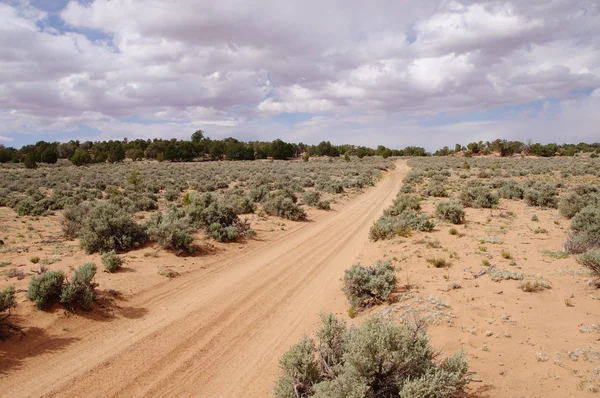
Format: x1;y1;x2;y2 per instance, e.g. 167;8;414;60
1;157;599;397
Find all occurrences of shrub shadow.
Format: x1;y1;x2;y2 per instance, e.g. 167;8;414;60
0;325;80;375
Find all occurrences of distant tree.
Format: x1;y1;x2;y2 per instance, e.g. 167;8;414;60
70;148;92;166
57;141;78;159
125;148;144;161
355;147;368;158
40;147;58;164
107;141;125;163
191;130;204;144
24;152;37;169
466;141;481;154
316;141;333;157
0;146;15;163
270;139;295;160
224;138;254;160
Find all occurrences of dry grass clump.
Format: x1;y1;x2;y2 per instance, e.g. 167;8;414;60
426;257;451;268
519;279;552;292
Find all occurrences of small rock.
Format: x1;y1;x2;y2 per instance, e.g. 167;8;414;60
499;362;504;366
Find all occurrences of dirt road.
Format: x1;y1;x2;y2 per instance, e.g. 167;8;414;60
1;161;407;398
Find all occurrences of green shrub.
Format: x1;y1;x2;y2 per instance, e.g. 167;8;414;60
459;184;499;208
26;271;65;310
400;185;415;194
385;194;421;216
435;200;465;224
129;193;159;211
24;153;37;169
223;190;256;214
275;314;469;398
187;196;253;242
403;170;424;184
422;181;447;197
263;193;307;221
571;205;600;239
342;260;396;309
146;209;195;255
60;262;97;311
369;210;434;241
70;148;91;166
29;256;40;264
523;182;558;208
78;202;147;253
274;336;321;398
558;189;600;219
249;185;271;203
498;180;524;199
316;200;331;210
303;191;321;207
16;197;46;216
0;285;16;313
577;249;600;278
101;250;123;272
61;203;91;238
164;188;179;202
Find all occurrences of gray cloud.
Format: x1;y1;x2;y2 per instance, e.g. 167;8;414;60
0;0;599;146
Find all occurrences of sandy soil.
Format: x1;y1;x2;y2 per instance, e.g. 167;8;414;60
1;160;598;397
0;162;406;397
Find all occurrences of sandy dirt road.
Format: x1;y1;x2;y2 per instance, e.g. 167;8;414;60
0;161;407;398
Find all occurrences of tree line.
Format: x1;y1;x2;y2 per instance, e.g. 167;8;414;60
433;139;600;158
2;132;599;169
0;130;426;168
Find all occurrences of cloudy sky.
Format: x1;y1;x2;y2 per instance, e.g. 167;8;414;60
1;0;599;150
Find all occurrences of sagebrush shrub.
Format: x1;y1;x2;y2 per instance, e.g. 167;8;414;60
459;183;499;208
61;203;91;238
571;205;600;239
262;192;307;221
101;250;123;272
435;200;465;224
498;180;524;199
146;209;195;254
385;194;421;216
369;210;434;241
27;271;65;309
422;181;447;197
342;260;396;309
0;285;16;313
558;190;600;219
16;197;46;216
78;202;147;253
564;231;600;254
274;314;469;398
577;249;600;278
60;262;97;311
223;189;255;214
523;182;558;208
316;200;331;210
303;191;321;207
186;194;253;242
249;185;271;203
